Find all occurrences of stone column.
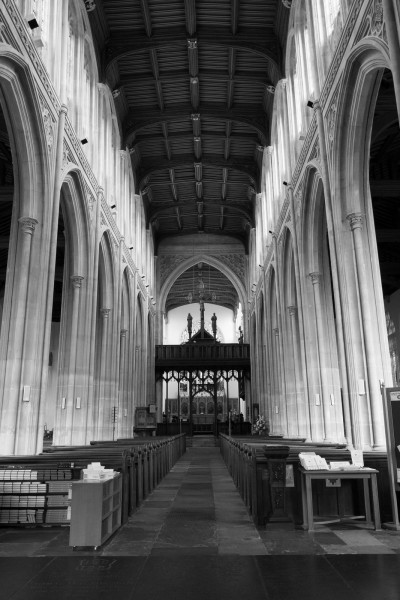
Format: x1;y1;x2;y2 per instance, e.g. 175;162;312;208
347;213;385;447
2;217;38;454
66;275;84;441
86;188;103;441
119;328;128;438
271;233;288;435
37;104;68;453
305;0;321;98
383;0;400;119
287;306;304;437
272;327;283;434
288;186;311;440
280;79;293;176
309;272;335;441
135;345;142;406
97;308;111;439
313;100;353;445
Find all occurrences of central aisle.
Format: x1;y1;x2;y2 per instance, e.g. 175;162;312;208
104;446;268;556
2;446;400;599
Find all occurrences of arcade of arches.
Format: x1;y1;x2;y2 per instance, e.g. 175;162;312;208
0;0;400;456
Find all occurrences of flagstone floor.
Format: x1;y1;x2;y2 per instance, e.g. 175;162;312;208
0;447;400;599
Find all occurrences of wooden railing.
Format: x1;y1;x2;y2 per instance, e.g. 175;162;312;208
155;343;250;367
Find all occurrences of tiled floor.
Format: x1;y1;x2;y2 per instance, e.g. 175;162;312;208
0;447;400;599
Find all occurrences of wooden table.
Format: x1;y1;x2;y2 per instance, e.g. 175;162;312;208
299;467;381;532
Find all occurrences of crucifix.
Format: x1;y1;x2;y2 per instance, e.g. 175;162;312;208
199;298;205;337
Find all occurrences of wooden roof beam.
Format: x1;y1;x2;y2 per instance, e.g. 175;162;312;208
162;122;171;160
231;0;240;35
150;202;254;226
190;77;200;109
137;155;259;191
175;206;183;230
187;39;199;77
227;80;235;110
104;30;281;76
139;0;152;37
184;0;197;37
220;206;225;230
191;113;201;136
193;136;202;160
221;167;228;200
118;70;274;88
196;181;203;198
169;168;179;201
124;105;268;145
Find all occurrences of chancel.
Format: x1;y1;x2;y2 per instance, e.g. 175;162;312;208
0;1;400;598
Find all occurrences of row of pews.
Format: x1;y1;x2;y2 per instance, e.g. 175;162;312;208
0;435;186;526
219;434;390;527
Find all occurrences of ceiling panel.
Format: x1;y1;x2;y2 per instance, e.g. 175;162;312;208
88;0;288;310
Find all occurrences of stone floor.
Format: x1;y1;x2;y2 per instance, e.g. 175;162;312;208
0;447;400;599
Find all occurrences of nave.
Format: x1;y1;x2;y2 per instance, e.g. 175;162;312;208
0;445;400;600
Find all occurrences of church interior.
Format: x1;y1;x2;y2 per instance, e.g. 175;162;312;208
1;0;400;598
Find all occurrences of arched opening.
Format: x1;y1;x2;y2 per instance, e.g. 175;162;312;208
0;100;14;345
368;69;400;387
94;233;115;441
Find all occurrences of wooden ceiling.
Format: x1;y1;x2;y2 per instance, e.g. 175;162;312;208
88;0;289;253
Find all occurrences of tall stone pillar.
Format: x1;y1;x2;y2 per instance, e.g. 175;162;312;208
309;272;335;441
97;308;111;439
119;328;128;438
272;327;283;434
64;275;85;443
347;213;385;447
1;217;38;454
287;305;307;438
313;101;353;446
288;186;311;440
37;104;68;453
383;0;400;119
86;188;103;442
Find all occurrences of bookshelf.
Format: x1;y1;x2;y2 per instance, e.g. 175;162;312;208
69;474;122;548
0;467;72;525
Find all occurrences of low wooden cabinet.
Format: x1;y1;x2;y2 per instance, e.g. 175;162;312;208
69;474;122;548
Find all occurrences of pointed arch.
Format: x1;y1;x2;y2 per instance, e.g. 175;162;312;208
159;254;247;315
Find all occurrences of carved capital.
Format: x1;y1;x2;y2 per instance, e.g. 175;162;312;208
191;113;200;121
288;305;297;316
273;327;279;336
187;38;197;49
120;329;128;338
282;0;292;7
71;275;84;289
309;272;321;285
266;85;276;94
100;308;111;319
18;217;38;235
347;212;363;231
